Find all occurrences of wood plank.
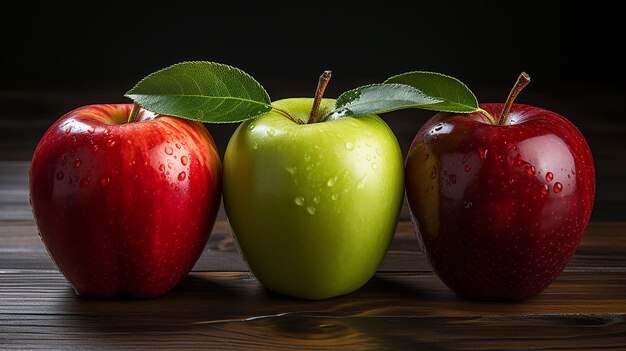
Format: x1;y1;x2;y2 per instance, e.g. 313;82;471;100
1;271;625;350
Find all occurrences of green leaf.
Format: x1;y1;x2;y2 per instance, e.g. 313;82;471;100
384;71;478;113
327;83;442;119
125;61;272;123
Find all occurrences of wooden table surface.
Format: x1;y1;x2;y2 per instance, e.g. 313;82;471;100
1;161;625;350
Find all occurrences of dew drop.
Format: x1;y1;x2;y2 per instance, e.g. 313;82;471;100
313;196;320;204
357;177;367;189
181;155;188;166
248;123;255;131
174;186;180;191
545;172;554;182
56;171;64;180
307;206;316;215
371;162;379;170
327;176;337;187
168;162;173;169
294;196;305;206
91;144;99;153
345;142;354;150
449;174;457;184
434;123;443;131
178;172;186;181
60;154;67;165
286;166;297;175
540;184;549;195
266;128;275;137
252;142;258;150
64;128;71;135
165;146;174;155
175;143;181;149
159;164;165;172
107;139;116;147
100;177;109;187
73;159;81;168
331;193;339;201
525;165;536;176
87;126;95;134
430;165;437;179
478;147;488;160
464;164;471;172
553;182;563;193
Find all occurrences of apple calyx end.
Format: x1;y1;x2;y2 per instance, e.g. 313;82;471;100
497;72;531;126
307;70;332;124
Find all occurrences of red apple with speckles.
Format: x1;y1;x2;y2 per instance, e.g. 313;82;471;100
29;104;221;297
406;74;595;300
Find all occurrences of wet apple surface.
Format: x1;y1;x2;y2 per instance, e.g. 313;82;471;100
406;103;595;299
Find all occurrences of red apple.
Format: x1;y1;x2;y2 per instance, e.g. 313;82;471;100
29;104;221;297
406;77;595;300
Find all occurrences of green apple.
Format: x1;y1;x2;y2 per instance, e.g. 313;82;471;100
223;98;404;299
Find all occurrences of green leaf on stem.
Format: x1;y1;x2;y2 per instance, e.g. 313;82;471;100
385;71;478;113
125;61;272;123
327;83;441;120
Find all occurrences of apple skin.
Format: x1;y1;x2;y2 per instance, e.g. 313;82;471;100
406;103;595;300
29;104;221;298
223;98;404;299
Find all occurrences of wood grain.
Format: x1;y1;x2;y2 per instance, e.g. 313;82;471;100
1;271;626;350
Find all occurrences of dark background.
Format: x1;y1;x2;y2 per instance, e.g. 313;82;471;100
1;2;624;220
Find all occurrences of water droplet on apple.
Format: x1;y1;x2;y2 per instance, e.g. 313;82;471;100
327;176;337;187
553;182;563;193
434;123;443;131
252;142;258;150
100;177;109;187
371;162;379;170
545;172;554;182
159;164;165;172
304;154;311;161
540;184;549;195
331;193;339;201
174;186;180;191
87;126;95;134
73;159;81;168
307;206;316;215
345;142;354;150
178;172;186;181
464;164;471;172
294;196;305;206
267;128;275;137
376;148;381;156
248;123;255;131
64;127;71;134
91;144;99;153
56;171;64;180
449;174;457;184
464;201;473;209
478;147;488;160
313;196;320;204
107;139;116;147
285;166;297;175
181;155;188;166
366;154;372;161
165;146;174;155
175;143;181;149
357;176;367;189
60;154;67;165
525;165;536;176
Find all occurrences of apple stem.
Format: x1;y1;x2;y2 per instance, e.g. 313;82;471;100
307;70;332;124
127;103;141;124
498;72;531;125
476;108;497;124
